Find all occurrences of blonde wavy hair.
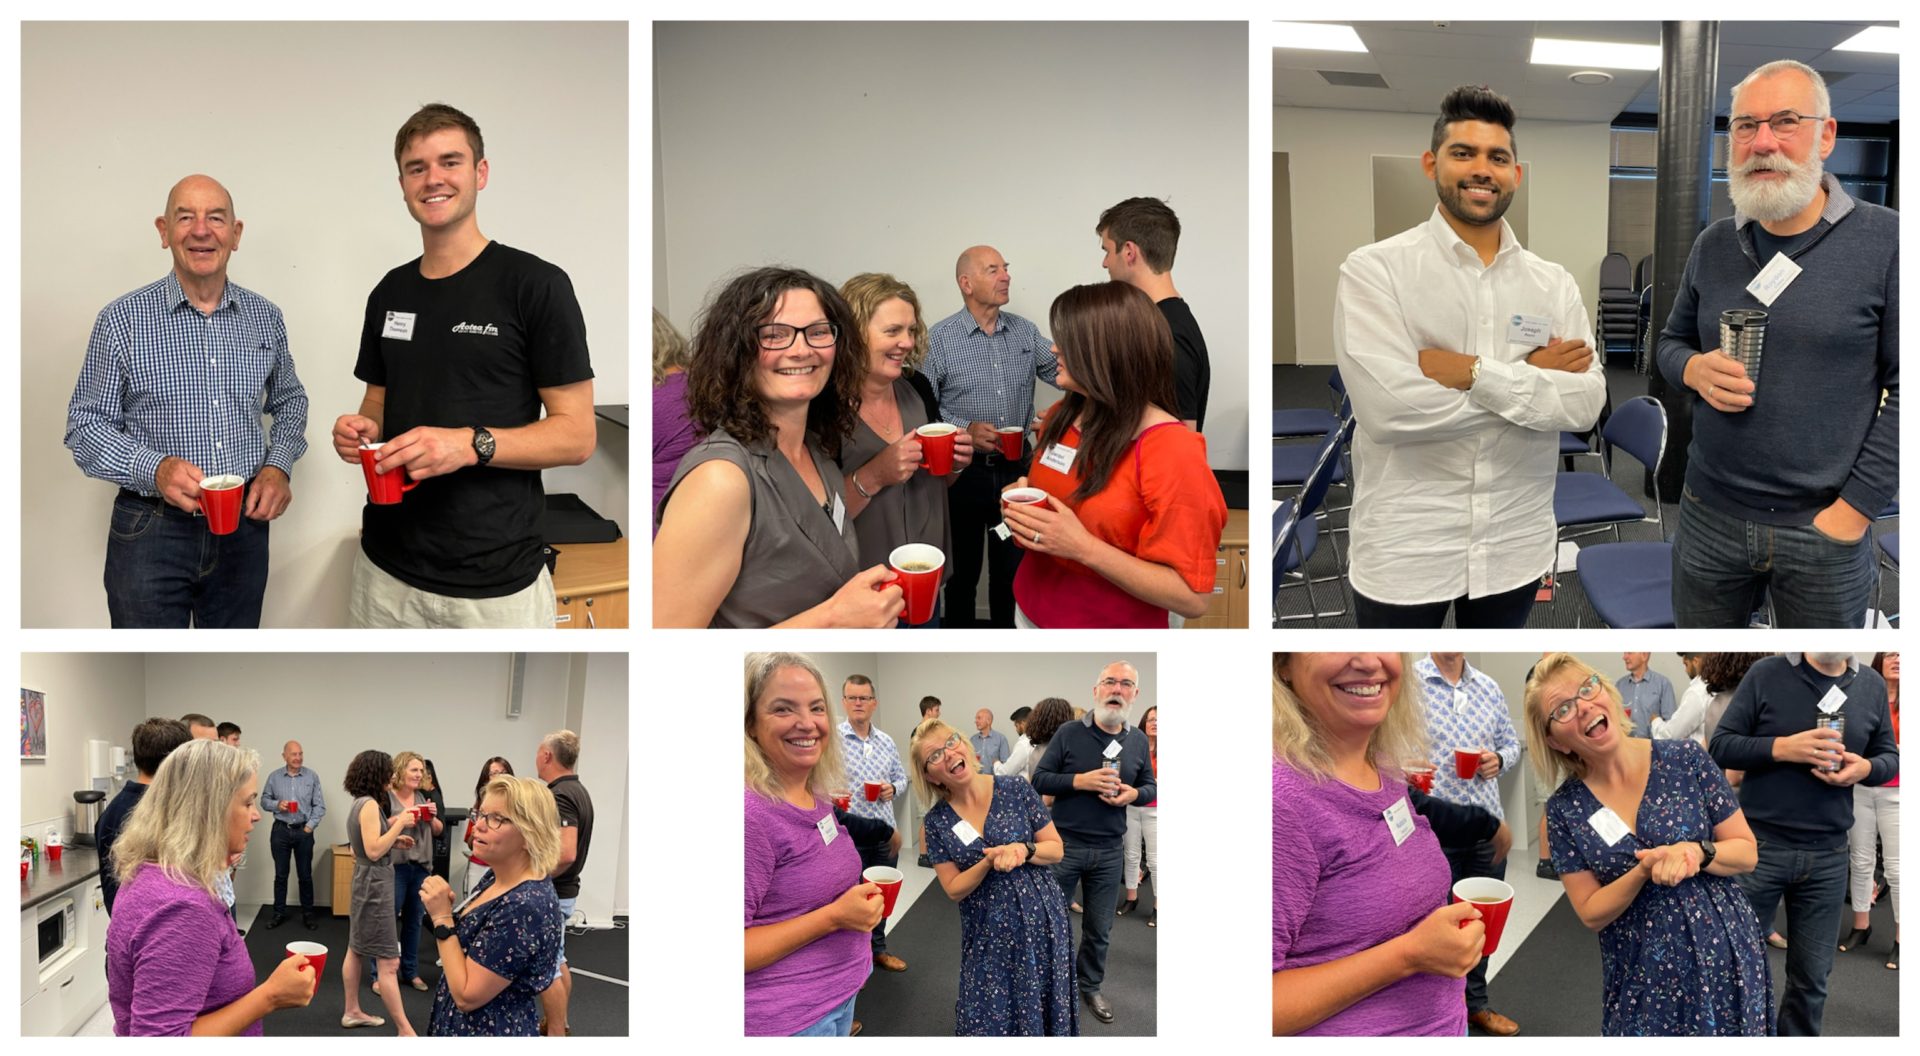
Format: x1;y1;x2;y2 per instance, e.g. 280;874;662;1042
1523;653;1631;787
390;750;434;792
112;738;260;898
905;720;977;808
653;308;690;385
479;775;561;877
839;272;931;373
744;652;847;803
1271;653;1429;781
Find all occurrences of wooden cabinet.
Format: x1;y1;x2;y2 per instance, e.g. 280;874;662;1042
331;844;353;917
1186;509;1249;629
552;537;628;629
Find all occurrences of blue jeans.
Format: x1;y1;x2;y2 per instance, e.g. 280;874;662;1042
104;490;270;627
552;894;576;977
1735;839;1848;1035
791;992;858;1036
268;821;315;912
1671;487;1877;628
393;861;430;981
1051;840;1123;994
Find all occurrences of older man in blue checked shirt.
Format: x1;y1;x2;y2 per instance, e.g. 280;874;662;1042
260;740;327;931
64;173;309;627
839;675;910;972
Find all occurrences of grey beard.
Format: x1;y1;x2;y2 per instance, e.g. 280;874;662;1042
1729;152;1824;223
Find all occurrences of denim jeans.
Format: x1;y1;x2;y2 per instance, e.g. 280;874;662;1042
552;894;577;977
1735;839;1848;1035
1352;578;1536;628
268;822;315;912
791;992;858;1036
1052;840;1123;994
103;491;269;628
1671;487;1877;628
1443;838;1506;1014
855;834;898;956
393;861;431;981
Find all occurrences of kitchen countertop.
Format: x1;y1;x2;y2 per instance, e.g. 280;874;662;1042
20;846;101;911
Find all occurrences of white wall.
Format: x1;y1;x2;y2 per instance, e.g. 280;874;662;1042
1274;107;1613;365
18;654;147;839
654;21;1249;470
21;22;630;628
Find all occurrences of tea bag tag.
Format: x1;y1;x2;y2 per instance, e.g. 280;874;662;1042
816;814;838;846
952;819;981;846
1588;806;1631;846
1382;797;1415;847
1039;442;1078;474
1816;685;1847;715
992;521;1011;542
1746;252;1802;307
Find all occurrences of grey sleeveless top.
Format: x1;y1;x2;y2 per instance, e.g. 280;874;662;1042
660;428;859;628
842;377;954;575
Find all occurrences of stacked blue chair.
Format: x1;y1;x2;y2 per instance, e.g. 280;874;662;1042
1560;396;1670;626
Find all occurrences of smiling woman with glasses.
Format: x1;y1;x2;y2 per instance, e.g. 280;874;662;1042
1524;653;1770;1036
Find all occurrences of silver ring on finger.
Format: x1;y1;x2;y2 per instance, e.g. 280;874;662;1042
1033;531;1042;545
1708;384;1717;401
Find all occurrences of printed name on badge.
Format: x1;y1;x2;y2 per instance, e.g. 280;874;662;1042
952;819;981;846
1745;252;1803;307
1039;442;1078;474
1589;806;1631;846
1507;313;1552;347
1383;797;1415;847
382;310;416;341
1816;685;1848;715
816;814;837;846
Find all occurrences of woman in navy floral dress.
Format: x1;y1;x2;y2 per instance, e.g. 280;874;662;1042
913;721;1078;1036
421;775;564;1037
1526;654;1772;1036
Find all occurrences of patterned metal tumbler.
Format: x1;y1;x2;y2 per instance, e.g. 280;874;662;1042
1719;309;1769;390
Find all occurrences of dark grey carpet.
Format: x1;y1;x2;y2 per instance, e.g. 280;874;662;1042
854;873;1156;1036
1271;362;1899;627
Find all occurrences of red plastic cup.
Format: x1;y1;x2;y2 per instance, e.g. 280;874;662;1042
1001;486;1047;509
863;866;904;918
359;444;418;505
199;474;244;536
1405;764;1435;795
418;803;434;821
882;543;944;626
280;800;298;813
916;424;957;476
831;791;852;811
47;844;63;864
996;426;1025;460
863;780;886;802
20;859;27;881
1454;749;1482;779
284;941;328;995
1451;877;1515;955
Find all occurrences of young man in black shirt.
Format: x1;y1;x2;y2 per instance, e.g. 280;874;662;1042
537;730;594;1036
1098;197;1211;431
333;103;597;628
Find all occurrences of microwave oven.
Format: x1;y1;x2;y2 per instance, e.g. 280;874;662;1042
37;893;77;968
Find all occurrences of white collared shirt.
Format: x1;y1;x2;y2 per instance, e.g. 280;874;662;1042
1334;206;1604;603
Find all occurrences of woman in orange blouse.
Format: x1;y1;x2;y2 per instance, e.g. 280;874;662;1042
1000;282;1226;627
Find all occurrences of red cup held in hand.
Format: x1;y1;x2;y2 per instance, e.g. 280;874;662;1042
915;424;957;476
280;800;298;813
864;866;904;918
1450;877;1515;955
359;444;418;505
863;780;886;802
284;941;328;995
1405;764;1435;795
1454;749;1482;780
995;426;1025;460
199;474;244;536
831;791;852;811
882;543;945;626
1001;486;1047;508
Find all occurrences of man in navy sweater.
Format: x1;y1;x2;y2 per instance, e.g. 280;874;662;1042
1032;660;1156;1025
1709;652;1898;1034
1657;60;1898;627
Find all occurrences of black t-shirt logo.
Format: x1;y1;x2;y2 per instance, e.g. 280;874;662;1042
451;321;500;337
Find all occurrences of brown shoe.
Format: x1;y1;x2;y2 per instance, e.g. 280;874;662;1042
1469;1010;1519;1036
850;1020;863;1037
874;953;908;972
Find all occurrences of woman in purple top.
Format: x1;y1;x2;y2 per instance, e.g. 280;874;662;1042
1272;653;1487;1036
106;739;314;1035
652;308;699;534
743;652;884;1036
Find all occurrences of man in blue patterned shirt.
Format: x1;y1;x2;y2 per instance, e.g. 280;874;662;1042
1414;652;1522;1036
838;675;909;972
65;174;309;628
924;245;1059;627
1619;652;1678;737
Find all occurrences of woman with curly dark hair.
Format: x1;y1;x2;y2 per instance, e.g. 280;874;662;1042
1699;654;1773;754
340;749;418;1033
654;267;905;628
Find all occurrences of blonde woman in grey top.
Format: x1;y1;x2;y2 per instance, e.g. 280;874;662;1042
384;751;443;994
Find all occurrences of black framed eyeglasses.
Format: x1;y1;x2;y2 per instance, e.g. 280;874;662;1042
757;321;838;350
922;734;963;773
1729;110;1825;144
472;811;516;830
1098;678;1136;690
1546;674;1603;726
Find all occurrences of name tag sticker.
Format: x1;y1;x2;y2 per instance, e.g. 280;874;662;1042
1817;685;1848;715
1507;313;1552;347
1102;739;1123;759
1039;443;1078;473
1589;806;1631;846
1746;252;1803;307
1383;797;1415;846
952;819;981;846
816;814;838;846
382;311;416;341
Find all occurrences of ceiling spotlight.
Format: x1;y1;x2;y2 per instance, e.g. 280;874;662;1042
1569;70;1615;86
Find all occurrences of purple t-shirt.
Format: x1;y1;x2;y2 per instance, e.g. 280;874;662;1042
1273;758;1465;1036
107;863;261;1036
744;787;870;1036
652;371;700;536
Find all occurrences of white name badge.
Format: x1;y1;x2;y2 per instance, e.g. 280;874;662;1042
1383;797;1415;846
382;311;416;341
1102;739;1123;759
952;819;982;846
829;491;846;533
1817;685;1848;715
1507;313;1552;347
1588;806;1631;846
1039;442;1078;474
816;814;838;846
1746;252;1803;307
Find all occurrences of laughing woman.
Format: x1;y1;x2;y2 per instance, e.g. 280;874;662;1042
1528;653;1771;1036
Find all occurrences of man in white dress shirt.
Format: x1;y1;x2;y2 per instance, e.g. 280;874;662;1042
1334;85;1605;627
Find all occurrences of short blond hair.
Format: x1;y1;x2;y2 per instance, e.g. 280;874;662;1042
1271;653;1429;782
1523;653;1632;786
112;739;260;898
479;775;561;877
744;653;846;803
905;720;977;808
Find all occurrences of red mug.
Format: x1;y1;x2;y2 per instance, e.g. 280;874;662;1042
916;424;958;476
280;800;298;813
19;859;27;881
995;426;1025;460
418;803;434;821
881;543;944;626
1454;749;1482;780
863;866;904;918
1404;765;1435;795
359;444;418;505
863;780;886;802
831;791;852;811
1450;878;1515;955
284;941;328;995
199;475;244;536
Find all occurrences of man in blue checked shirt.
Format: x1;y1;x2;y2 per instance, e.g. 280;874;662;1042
1414;652;1522;1036
924;245;1059;627
64;173;309;628
259;740;326;931
838;675;910;973
1619;651;1678;738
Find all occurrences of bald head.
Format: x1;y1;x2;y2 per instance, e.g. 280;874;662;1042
955;245;1010;310
165;174;234;218
282;740;304;771
157;174;242;290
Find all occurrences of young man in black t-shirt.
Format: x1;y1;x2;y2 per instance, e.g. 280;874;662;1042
332;103;596;628
536;730;594;1036
1097;196;1211;431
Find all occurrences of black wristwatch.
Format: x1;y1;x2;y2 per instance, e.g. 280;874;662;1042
1696;839;1717;869
431;920;459;942
471;426;496;467
1022;840;1037;862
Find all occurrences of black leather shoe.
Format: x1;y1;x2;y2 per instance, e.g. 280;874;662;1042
264;913;289;930
303;916;319;931
1083;991;1114;1023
